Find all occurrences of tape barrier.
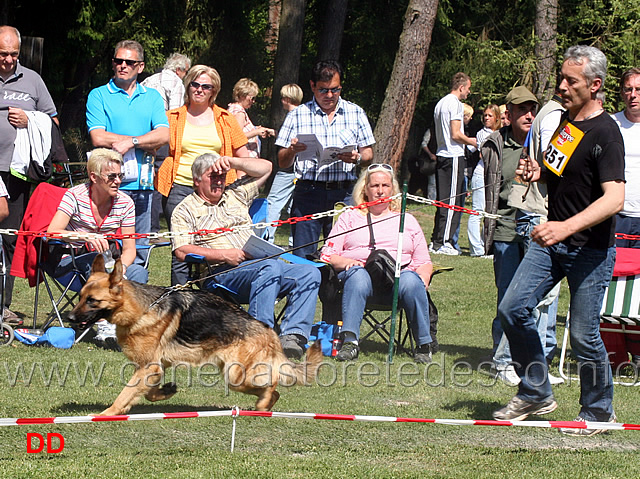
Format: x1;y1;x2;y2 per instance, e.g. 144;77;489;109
2;408;640;431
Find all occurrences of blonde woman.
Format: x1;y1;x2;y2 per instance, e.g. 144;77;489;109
227;78;274;157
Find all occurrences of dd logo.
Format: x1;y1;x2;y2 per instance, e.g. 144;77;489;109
27;433;65;453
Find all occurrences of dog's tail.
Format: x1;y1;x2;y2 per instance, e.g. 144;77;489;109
278;341;323;387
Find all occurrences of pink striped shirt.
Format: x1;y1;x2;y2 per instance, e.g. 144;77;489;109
57;183;135;245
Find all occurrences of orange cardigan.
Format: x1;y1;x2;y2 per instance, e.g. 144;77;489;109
155;104;248;196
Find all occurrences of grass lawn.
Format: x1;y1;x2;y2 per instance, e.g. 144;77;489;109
1;199;639;478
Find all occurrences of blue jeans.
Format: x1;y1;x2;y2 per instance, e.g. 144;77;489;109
291;181;353;258
163;184;193;286
207;259;321;339
491;240;525;352
499;242;615;421
467;164;485;256
265;170;295;244
338;267;432;346
56;253;149;284
125;190;152;266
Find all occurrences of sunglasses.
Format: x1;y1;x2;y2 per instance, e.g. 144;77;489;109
367;163;393;173
113;58;141;67
190;81;214;92
102;172;126;182
317;86;342;95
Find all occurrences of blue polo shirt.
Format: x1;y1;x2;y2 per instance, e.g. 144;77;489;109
86;79;169;190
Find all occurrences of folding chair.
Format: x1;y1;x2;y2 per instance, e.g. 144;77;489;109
559;247;640;382
358;266;450;356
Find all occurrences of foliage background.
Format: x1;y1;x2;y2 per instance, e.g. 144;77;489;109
5;0;640;155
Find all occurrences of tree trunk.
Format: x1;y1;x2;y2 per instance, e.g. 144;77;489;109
265;0;281;55
372;0;438;169
317;0;348;61
533;0;558;102
265;0;307;164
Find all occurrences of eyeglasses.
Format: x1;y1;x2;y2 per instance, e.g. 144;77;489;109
0;51;19;60
367;163;393;173
622;87;640;95
317;86;342;95
190;81;214;92
113;58;141;67
102;173;125;182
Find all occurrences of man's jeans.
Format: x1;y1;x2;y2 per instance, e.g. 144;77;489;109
467;163;485;256
265;170;295;244
126;190;152;266
163;184;193;286
208;259;321;339
337;267;432;347
291;181;352;259
498;242;615;421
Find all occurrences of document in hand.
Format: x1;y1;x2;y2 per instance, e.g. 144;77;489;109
296;133;355;167
242;234;285;259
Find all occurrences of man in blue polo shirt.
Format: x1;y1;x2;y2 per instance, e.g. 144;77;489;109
86;40;169;265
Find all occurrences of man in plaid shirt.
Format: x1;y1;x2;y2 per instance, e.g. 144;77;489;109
276;60;375;258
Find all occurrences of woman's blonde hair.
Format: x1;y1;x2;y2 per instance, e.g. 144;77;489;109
87;148;123;177
183;65;221;106
351;163;401;213
232;78;259;102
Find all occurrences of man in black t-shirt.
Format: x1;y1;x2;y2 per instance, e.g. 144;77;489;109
492;45;625;436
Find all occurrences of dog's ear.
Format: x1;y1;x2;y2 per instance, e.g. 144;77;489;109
109;258;124;288
91;253;105;273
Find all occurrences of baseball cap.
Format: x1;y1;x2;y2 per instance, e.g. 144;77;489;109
505;86;539;105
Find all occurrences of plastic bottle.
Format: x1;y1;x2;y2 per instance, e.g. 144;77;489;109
331;320;343;357
103;249;115;273
140;152;155;189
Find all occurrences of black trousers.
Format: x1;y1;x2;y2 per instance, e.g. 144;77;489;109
0;172;32;307
430;156;466;250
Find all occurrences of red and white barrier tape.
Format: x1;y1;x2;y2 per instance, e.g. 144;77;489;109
2;408;639;431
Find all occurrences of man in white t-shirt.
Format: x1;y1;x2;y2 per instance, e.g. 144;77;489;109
430;72;477;255
612;67;640;248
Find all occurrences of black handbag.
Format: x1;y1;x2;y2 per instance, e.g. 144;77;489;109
364;212;397;291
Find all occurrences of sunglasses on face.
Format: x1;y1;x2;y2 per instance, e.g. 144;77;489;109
102;172;125;182
113;58;141;67
317;86;342;95
190;81;214;92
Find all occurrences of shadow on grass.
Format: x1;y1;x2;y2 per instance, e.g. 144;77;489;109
55;402;240;415
443;399;506;420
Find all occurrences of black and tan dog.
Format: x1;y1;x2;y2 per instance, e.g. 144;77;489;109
69;255;323;415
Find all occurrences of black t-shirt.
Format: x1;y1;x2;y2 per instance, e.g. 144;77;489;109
545;111;625;248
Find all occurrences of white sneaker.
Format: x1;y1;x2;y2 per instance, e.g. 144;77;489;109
428;242;436;253
548;372;565;385
496;365;521;386
434;244;460;256
94;321;119;351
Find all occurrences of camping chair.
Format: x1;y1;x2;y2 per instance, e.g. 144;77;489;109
558;247;640;383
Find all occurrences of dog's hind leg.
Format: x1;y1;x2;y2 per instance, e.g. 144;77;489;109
250;386;279;411
99;364;163;416
145;382;178;402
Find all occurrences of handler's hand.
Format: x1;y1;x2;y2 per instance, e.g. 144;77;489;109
222;248;246;266
515;155;541;182
289;137;307;154
530;221;570;247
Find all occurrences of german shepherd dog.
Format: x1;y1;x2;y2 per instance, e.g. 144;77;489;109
69;255;323;415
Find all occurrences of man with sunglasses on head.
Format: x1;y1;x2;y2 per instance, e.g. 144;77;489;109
0;25;59;325
276;60;375;258
86;40;169;266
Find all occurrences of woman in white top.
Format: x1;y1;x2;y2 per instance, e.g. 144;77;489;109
227;78;274;157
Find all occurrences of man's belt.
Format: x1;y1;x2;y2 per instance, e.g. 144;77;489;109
297;179;354;190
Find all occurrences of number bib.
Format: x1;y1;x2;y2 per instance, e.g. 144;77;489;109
543;120;585;176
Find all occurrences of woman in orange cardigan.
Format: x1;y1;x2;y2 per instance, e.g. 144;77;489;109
155;65;251;285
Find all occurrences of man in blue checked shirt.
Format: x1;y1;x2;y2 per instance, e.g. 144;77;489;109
276;60;375;258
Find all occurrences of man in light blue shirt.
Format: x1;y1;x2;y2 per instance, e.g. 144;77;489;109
86;40;169;264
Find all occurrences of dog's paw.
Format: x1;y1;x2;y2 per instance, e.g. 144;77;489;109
145;382;178;402
160;382;178;396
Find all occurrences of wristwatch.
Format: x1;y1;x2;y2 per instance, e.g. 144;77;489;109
355;153;362;166
131;137;139;146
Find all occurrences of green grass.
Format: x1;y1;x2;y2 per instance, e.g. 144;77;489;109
1;201;639;478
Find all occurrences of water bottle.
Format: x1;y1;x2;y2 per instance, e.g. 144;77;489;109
331;320;343;357
103;250;115;273
140;152;155;189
